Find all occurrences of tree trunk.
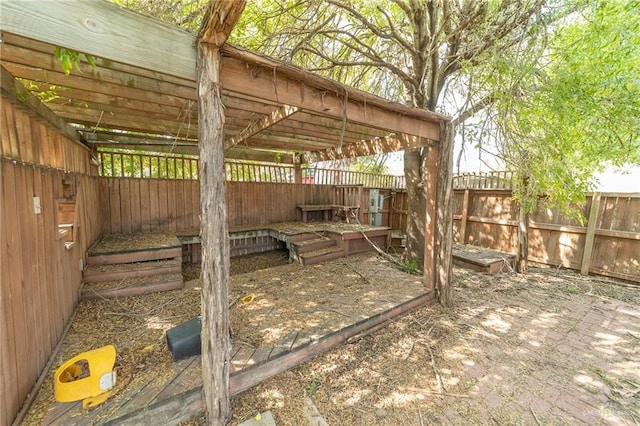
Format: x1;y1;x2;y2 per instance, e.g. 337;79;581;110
517;205;529;273
435;121;454;307
196;43;231;425
403;149;427;265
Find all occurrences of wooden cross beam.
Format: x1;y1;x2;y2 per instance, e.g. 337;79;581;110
305;133;437;163
198;1;247;47
225;104;300;148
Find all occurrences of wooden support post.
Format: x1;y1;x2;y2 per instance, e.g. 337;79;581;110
197;42;231;424
196;2;246;424
459;189;470;244
424;145;438;292
433;120;454;306
516;206;530;273
293;158;302;184
581;192;601;275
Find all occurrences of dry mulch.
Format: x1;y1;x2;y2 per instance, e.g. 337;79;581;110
21;253;640;426
21;250;422;425
225;268;640;426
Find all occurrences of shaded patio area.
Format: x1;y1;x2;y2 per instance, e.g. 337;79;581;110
24;252;431;425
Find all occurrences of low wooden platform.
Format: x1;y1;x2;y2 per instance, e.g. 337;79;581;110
296;204;360;223
35;252;432;425
185;221;392;265
82;233;184;299
452;244;516;273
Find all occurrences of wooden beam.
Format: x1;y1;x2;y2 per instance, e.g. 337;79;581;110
198;1;247;47
196;0;247;419
220;55;442;140
306;134;437;162
82;130;196;146
0;64;87;150
424;145;438;292
83;131;296;163
225;119;371;147
47;104;199;139
0;0;196;79
225;148;295;164
226;105;299;148
0;1;446;139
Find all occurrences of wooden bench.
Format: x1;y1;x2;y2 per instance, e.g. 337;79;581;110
297;204;360;223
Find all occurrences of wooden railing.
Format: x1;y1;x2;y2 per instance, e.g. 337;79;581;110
303;168;405;188
225;160;293;183
453;171;514;189
97;150;405;188
98;151;199;180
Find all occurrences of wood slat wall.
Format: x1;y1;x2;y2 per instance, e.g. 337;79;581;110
451;189;640;283
1;101;91;174
99;179;340;233
99;180;409;234
1;98;101;424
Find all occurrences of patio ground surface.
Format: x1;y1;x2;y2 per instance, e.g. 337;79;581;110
226;265;640;425
21;251;640;425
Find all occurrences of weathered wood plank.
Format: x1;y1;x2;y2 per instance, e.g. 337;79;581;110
1;1;195;80
0;65;86;149
83;260;182;283
230;291;435;395
80;275;183;300
0;161;20;425
12;164;33;403
102;387;204;426
86;247;182;265
152;356;202;404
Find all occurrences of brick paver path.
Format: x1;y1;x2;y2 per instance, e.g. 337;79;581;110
435;271;640;425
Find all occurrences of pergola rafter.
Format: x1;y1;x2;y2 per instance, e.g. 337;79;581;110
226;104;300;148
0;0;444;163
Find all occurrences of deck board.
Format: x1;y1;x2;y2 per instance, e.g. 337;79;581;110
152;356;202;404
453;244;516;273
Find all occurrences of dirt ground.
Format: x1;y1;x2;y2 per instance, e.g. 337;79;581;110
22;252;640;425
225;264;640;425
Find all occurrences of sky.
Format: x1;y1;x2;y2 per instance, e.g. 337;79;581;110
384;139;640;193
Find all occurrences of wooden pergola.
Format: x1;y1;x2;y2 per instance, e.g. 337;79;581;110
1;1;452;423
1;2;443;164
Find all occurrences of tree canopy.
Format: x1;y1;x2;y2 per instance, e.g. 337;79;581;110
494;0;640;215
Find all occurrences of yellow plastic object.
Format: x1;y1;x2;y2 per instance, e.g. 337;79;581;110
241;293;255;305
54;345;117;408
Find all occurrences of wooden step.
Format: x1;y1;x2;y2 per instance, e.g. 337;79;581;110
292;237;336;254
80;273;184;300
83;259;182;283
299;247;345;266
286;232;327;243
87;247;182;265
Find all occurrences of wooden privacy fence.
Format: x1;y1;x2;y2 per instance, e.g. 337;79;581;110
98;178;406;234
99;179;340;233
452;189;640;283
1;96;105;423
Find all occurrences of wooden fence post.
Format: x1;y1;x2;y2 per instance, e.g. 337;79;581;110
581;192;601;275
459;189;470;244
